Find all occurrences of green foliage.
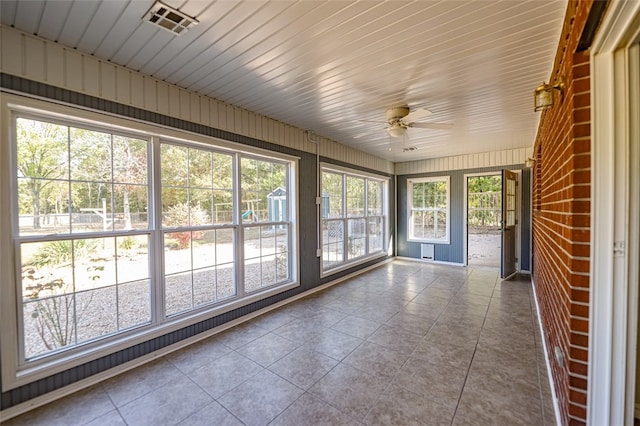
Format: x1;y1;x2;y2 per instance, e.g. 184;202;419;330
118;236;137;250
31;239;98;268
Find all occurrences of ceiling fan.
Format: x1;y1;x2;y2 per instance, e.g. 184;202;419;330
384;106;452;138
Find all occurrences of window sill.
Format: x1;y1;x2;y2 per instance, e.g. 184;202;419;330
320;251;388;279
407;238;450;245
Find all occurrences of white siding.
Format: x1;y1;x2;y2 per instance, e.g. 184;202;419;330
0;26;393;175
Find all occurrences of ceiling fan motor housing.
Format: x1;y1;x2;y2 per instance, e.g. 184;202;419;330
385;106;410;123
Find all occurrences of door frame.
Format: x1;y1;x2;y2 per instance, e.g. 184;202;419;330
463;171;519;269
589;2;640;425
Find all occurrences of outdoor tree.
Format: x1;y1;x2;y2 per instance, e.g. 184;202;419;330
16;118;68;230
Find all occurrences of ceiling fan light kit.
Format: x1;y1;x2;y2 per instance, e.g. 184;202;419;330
388;123;408;138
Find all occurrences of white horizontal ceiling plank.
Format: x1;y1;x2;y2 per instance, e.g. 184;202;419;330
35;1;72;42
14;1;45;36
57;0;101;48
175;0;300;90
91;1;154;60
149;1;272;82
179;0;328;91
75;0;129;54
2;0;567;163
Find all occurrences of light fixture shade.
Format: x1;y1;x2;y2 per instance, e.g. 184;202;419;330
534;79;565;112
534;83;554;111
388;125;406;138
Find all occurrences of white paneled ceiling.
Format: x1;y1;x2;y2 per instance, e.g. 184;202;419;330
1;0;566;162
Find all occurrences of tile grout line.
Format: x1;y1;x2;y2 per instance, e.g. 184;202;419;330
449;269;499;425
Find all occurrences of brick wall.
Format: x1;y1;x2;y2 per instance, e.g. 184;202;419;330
532;1;593;425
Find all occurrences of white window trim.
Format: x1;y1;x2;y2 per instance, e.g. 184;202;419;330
0;92;300;391
407;176;451;244
588;3;640;425
320;163;389;278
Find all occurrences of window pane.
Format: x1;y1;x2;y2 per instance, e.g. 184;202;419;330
346;176;365;218
164;232;193;274
275;228;289;282
69;127;111;182
410;178;448;241
368;181;383;216
412;211;435;239
70;182;113;232
16;118;150;237
165;272;193;316
118;280;151;330
241;158;286;224
213;153;233;224
216;228;235;299
161;144;188;187
347;219;366;259
17;118;69;236
367;217;383;253
21;236;151;359
162;188;188;228
243;225;288;292
113;184;148;230
322;219;344;269
321;172;342;219
113;136;147;185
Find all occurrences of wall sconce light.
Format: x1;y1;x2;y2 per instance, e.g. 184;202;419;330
525;157;535;168
533;78;565;111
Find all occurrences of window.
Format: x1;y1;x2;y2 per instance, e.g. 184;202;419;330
16;117;152;360
321;164;388;274
408;176;450;243
2;96;298;387
160;144;237;316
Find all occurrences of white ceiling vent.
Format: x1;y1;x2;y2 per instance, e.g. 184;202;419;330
145;1;198;35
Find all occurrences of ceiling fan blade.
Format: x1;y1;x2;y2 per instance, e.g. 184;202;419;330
409;122;453;130
401;108;432;124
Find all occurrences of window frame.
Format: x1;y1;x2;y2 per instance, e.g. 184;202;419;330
407;176;451;244
320;163;389;277
0;93;299;391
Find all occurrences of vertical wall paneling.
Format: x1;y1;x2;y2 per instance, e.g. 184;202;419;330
168;85;180;117
1;27;22;76
189;93;200;124
395;148;528;175
83;57;99;97
24;37;44;83
209;99;219;129
217;103;227;131
45;42;64;87
226;105;235;133
65;50;83;92
237;108;245;137
397;164;530;265
130;73;144;108
156;81;169;115
199;96;210;126
99;62;116;101
248;111;256;138
179;88;190;121
116;68;130;104
144;77;157;112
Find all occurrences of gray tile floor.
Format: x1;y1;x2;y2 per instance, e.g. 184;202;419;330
5;260;556;426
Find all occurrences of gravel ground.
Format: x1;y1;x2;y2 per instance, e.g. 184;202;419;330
468;232;501;267
22;232;288;359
